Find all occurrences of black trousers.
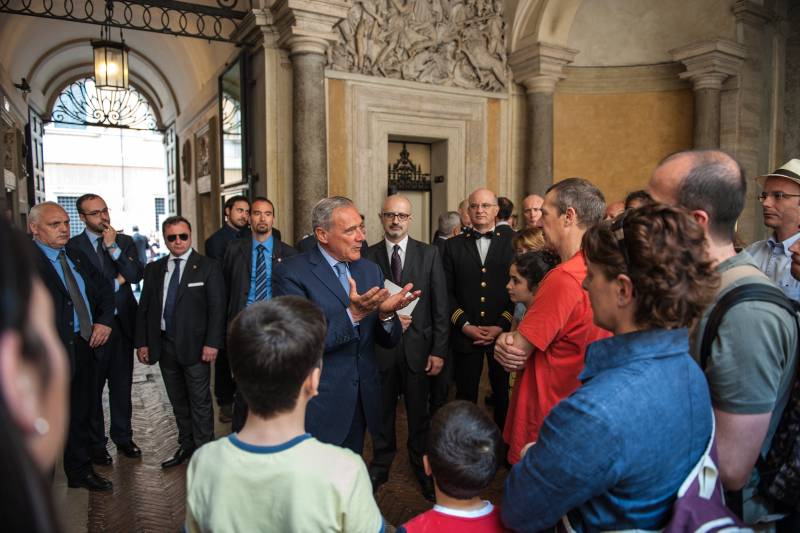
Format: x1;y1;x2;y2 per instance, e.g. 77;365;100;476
214;349;236;407
341;391;367;455
370;354;431;482
64;334;95;481
454;349;509;431
429;352;452;415
89;316;134;450
158;336;213;449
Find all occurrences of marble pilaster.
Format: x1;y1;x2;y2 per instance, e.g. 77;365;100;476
509;43;578;195
670;39;747;149
271;0;350;236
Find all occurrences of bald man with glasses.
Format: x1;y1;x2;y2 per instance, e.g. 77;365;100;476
135;215;225;469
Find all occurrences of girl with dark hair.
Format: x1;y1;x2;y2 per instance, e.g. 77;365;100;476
502;205;719;532
0;219;69;532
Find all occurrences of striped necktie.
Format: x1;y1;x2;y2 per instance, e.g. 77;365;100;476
255;244;268;301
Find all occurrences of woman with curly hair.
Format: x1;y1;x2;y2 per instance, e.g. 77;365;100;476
502;204;719;532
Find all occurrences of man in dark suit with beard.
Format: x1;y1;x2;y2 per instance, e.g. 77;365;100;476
135;216;225;468
274;196;418;456
365;194;448;501
222;197;297;430
67;194;143;465
29;201;115;491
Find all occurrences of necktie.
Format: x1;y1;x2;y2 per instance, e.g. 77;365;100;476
391;244;402;284
334;262;350;295
58;250;93;341
163;258;182;338
254;244;268;301
96;238;110;274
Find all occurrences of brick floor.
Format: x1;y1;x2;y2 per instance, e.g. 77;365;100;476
68;361;506;531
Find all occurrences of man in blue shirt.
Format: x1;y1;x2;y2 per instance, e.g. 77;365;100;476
746;158;800;301
222;197;298;430
29;201;115;491
68;194;143;466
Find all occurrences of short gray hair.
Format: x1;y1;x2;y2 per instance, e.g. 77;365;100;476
311;196;354;231
546;178;606;229
438;211;461;235
28;201;65;225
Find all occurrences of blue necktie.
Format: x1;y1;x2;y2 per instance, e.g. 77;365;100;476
334;261;350;295
255;244;268;301
163;258;181;338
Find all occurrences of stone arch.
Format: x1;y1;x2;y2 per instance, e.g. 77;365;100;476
508;0;583;53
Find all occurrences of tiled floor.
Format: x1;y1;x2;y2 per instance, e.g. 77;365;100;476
58;361;506;531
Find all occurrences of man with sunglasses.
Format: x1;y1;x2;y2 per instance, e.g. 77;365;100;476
135;216;225;469
746;159;800;301
364;194;449;501
67;194;143;467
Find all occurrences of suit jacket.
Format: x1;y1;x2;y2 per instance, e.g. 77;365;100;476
134;251;226;366
433;235;448;258
496;223;515;238
274;246;401;445
32;241;115;373
365;238;449;373
222;236;298;323
443;229;515;353
132;232;150;266
205;224;247;262
67;231;143;340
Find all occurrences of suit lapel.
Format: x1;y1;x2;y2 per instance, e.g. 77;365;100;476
401;238;417;286
463;232;482;267
374;240;392;280
81;232;103;272
154;257;168;314
36;247;69;297
484;229;502;265
175;252;199;303
309;247;349;307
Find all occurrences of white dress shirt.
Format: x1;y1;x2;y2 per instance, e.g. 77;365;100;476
161;248;193;330
475;226;495;265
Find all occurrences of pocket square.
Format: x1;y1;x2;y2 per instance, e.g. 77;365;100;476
188;282;204;287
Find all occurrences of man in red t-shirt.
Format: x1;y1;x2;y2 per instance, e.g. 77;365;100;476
494;178;611;463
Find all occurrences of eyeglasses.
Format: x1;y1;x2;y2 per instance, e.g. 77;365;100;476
381;212;411;221
166;233;189;243
469;203;497;210
758;191;800;202
82;207;110;217
523;208;542;214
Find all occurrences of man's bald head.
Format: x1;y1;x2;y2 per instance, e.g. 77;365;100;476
649;149;745;242
522;194;544;227
467;188;499;231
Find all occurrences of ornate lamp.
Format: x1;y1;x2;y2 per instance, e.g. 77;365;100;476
92;0;129;90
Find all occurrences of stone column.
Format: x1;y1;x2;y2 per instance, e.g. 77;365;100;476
509;43;577;196
272;0;350;236
670;39;747;149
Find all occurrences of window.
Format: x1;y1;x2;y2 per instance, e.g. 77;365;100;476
57;196;83;238
155;197;165;229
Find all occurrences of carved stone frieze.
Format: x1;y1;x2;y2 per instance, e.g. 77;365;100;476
327;0;507;92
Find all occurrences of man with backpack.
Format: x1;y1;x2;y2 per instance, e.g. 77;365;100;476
649;149;799;525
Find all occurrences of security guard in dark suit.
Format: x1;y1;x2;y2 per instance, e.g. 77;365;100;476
442;188;515;430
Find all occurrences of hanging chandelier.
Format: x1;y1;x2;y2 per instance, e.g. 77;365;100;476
92;0;129;90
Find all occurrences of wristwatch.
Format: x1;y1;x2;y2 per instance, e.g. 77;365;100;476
105;242;119;251
380;313;396;323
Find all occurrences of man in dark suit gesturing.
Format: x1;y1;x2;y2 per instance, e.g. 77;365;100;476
29;202;115;491
135;216;225;468
365;194;449;500
222;197;297;429
274;196;419;455
68;194;143;464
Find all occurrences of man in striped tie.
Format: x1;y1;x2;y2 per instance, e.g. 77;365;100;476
222;197;298;430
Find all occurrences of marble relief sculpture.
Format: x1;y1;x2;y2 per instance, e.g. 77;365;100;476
328;0;507;92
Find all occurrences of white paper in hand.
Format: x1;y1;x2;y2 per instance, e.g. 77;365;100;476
384;279;419;316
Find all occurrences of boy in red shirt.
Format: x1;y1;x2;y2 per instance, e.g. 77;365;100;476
398;401;510;533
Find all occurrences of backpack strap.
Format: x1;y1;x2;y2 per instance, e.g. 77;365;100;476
700;284;799;370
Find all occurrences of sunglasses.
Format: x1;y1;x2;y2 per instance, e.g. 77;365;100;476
166;233;189;243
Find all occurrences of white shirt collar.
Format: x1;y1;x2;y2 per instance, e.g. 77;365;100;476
433;501;494;518
768;231;800;254
385;235;409;256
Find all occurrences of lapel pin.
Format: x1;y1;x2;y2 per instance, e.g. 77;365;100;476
193;265;198;270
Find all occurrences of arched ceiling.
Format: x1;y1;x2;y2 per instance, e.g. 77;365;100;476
0;14;236;125
508;0;738;67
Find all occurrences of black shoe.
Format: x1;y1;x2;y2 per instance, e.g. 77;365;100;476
368;469;389;493
161;446;194;469
90;448;112;466
117;441;142;458
68;471;113;492
418;475;436;503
